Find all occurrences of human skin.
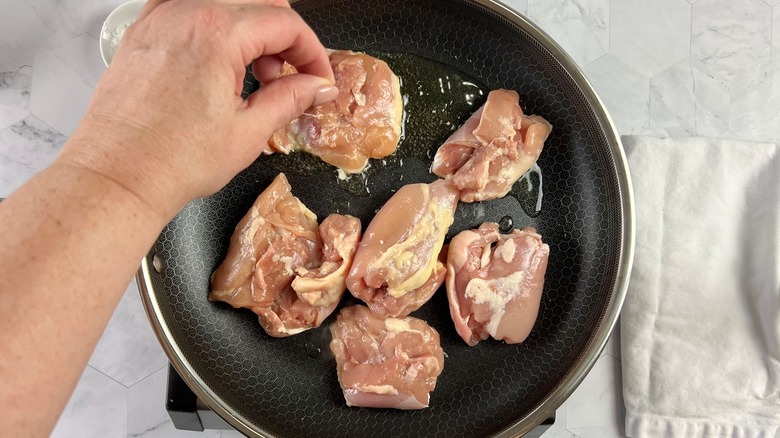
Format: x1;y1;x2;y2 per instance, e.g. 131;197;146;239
0;0;338;436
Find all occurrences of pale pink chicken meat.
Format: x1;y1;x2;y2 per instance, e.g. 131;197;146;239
329;305;445;409
432;89;552;202
446;222;549;346
346;180;459;317
267;50;403;173
209;173;361;337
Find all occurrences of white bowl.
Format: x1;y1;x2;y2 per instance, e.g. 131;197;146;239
99;0;147;66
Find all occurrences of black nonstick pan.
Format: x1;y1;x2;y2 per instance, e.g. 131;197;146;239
137;0;635;436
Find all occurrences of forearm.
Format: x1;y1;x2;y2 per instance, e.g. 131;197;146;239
0;155;173;436
0;1;335;434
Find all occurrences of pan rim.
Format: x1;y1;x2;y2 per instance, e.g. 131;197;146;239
136;0;636;436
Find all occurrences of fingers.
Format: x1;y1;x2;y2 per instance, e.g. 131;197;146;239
239;73;338;141
231;5;334;83
251;55;286;84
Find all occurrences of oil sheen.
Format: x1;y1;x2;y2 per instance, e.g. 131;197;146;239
261;51;543;217
511;162;543;218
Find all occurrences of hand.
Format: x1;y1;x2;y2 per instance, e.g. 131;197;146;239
60;0;338;219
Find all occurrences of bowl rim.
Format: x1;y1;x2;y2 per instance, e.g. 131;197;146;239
99;0;147;67
135;1;636;436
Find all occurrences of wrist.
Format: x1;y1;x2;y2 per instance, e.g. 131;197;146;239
56;129;190;224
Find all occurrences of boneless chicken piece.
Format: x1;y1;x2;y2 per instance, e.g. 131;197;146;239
346;180;459;317
209;173;361;337
432;89;552;202
292;215;362;307
330;305;445;409
446;222;549;346
267;50;403;173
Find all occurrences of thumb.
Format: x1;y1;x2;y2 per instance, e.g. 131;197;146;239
240;73;338;139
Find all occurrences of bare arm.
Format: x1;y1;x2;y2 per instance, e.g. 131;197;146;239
0;0;338;435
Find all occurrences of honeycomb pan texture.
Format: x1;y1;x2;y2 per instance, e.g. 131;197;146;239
141;0;626;436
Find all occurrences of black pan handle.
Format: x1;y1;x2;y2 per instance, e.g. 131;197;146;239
166;364;205;431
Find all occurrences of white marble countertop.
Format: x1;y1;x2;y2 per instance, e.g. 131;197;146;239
1;0;778;437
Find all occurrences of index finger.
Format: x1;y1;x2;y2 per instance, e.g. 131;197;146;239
230;5;334;83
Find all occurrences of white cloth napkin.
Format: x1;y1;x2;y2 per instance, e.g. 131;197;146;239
621;136;780;438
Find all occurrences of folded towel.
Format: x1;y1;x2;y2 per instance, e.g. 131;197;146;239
621;136;780;438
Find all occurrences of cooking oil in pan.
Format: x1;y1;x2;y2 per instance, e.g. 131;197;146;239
377;51;487;166
498;215;514;233
304;342;321;358
512;163;544;218
263;51;544;218
263;52;487;195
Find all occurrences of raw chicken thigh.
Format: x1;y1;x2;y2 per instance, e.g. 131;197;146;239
267;50;403;173
446;222;549;346
346;180;459;317
209;173;361;337
432;89;551;202
329;305;445;409
291;215;362;307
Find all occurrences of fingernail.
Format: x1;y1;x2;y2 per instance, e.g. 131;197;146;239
313;85;339;107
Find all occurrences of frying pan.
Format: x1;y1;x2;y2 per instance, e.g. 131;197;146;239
137;0;635;436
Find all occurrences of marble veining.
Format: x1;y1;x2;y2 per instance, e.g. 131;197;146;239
502;0;528;16
1;0;779;436
583;54;650;135
0;42;34;72
528;0;609;66
609;0;692;77
0;66;32;131
0;115;65;197
729;63;780;143
649;59;730;138
691;0;772;83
